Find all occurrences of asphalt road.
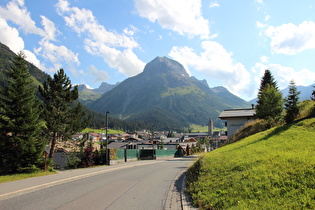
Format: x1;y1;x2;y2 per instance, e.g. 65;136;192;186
0;157;196;210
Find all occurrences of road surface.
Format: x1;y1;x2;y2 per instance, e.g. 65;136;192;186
0;157;196;210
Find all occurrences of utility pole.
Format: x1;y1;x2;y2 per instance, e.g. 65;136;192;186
105;111;110;165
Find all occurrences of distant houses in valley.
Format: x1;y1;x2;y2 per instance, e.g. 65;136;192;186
51;107;258;169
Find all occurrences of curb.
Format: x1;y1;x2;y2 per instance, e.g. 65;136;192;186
180;173;197;210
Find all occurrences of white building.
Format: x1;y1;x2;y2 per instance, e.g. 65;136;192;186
219;108;256;138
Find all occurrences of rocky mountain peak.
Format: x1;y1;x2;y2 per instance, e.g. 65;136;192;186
142;56;189;78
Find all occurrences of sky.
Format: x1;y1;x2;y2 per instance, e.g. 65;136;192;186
1;0;315;101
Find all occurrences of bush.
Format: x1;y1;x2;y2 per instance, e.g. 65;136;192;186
298;100;315;119
67;152;80;169
17;164;40;174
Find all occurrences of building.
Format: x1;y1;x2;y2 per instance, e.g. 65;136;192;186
208;118;213;136
219;108;256;138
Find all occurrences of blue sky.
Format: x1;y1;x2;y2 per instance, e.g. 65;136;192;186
1;0;315;101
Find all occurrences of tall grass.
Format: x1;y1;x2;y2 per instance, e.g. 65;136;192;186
186;118;315;209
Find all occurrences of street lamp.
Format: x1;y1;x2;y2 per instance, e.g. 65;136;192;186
105;111;110;165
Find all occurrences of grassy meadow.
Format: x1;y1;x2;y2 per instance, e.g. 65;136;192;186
187;117;315;209
81;128;124;134
190;124;226;133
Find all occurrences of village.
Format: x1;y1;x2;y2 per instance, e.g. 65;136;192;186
52;108;256;169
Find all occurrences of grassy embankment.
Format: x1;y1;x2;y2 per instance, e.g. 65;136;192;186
187;101;315;209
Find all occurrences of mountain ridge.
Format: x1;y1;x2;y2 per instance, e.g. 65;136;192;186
86;56;250;129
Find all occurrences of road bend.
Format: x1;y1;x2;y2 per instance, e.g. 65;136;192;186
0;157;196;210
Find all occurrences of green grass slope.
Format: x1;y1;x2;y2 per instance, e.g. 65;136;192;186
187;117;315;209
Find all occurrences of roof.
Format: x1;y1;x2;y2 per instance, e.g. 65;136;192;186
219;108;256;119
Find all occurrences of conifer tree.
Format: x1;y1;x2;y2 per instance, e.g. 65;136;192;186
0;52;45;173
256;69;283;121
256;84;284;120
39;69;89;159
258;69;278;94
284;80;300;123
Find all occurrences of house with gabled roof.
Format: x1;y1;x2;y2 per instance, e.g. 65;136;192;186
219;107;256;138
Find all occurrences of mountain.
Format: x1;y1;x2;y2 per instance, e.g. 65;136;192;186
94;82;119;94
0;42;48;88
281;84;314;101
249;83;315;104
78;82;119;105
77;84;102;105
87;56;250;129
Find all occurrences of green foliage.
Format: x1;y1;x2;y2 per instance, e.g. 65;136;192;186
127;107;190;131
285;80;300;123
39;69;90;159
161;85;205;97
258;69;278;94
256;84;284;120
187;118;315;209
298;100;315;118
256;70;284;122
78;88;102;105
66;152;80;169
0;52;46;174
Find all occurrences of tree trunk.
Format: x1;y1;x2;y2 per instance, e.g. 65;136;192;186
49;133;57;159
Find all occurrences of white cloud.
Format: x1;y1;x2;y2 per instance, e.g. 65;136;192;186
210;0;219;8
269;64;315;89
260;56;269;63
56;0;144;77
56;0;138;49
123;25;138;36
35;39;80;74
169;41;252;98
0;0;44;36
0;16;44;69
23;49;42;67
134;0;210;39
265;21;315;54
41;16;60;41
88;65;110;83
84;39;145;77
252;62;315;92
0;0;66;71
256;21;267;29
0;17;24;53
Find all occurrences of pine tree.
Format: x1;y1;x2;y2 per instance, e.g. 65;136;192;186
284;80;300;124
39;69;89;159
258;69;278;94
256;70;283;121
0;52;45;173
256;84;284;121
